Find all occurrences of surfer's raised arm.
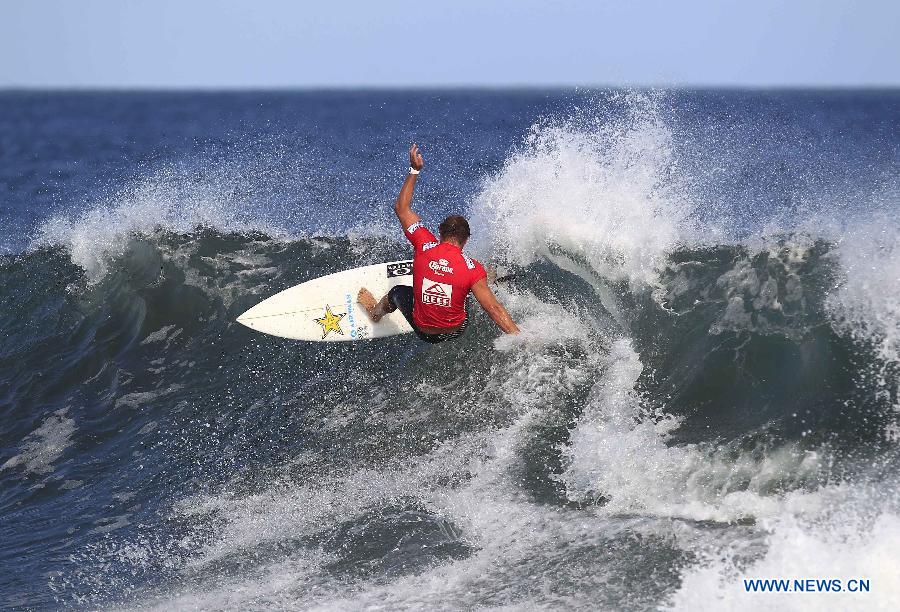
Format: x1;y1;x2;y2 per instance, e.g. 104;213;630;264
394;143;424;229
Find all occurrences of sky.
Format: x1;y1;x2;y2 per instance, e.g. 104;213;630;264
1;0;898;88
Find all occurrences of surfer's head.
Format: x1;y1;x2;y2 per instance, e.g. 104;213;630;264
439;215;471;246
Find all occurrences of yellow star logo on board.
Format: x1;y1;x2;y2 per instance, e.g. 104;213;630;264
314;304;346;339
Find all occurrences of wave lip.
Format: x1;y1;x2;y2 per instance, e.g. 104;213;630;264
29;164;296;282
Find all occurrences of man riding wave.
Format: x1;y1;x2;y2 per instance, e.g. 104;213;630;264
358;144;519;343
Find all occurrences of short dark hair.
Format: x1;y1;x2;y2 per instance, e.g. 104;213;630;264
438;215;471;243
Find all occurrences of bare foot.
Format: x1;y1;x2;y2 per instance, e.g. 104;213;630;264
357;288;383;322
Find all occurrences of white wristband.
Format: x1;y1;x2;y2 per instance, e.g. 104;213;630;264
408;167;420;175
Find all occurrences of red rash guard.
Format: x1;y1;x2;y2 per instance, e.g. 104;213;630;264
404;221;487;329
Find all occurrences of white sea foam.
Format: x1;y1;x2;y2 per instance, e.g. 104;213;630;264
112;299;624;610
137;407;635;611
558;335;900;611
666;488;900;611
557;339;829;523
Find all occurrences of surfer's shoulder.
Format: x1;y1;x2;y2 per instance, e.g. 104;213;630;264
461;251;480;271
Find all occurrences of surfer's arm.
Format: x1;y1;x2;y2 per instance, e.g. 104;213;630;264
471;278;520;334
395;144;424;229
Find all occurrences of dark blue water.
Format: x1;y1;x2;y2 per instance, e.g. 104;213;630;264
1;90;899;610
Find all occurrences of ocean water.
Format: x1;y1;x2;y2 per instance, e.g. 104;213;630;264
1;89;899;610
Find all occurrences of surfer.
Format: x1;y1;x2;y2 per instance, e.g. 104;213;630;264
358;144;519;343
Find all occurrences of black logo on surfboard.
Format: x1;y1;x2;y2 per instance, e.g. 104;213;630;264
387;262;413;277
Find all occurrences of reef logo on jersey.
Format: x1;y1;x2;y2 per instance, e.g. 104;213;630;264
422;281;453;307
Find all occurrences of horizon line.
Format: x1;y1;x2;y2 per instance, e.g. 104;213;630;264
2;83;900;93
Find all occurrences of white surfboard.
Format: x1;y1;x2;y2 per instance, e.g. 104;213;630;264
236;260;414;341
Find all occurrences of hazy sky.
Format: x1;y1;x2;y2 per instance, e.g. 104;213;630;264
2;0;898;88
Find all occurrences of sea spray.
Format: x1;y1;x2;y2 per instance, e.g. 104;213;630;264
469;92;696;288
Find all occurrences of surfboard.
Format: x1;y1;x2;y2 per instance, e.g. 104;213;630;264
236;260;414;341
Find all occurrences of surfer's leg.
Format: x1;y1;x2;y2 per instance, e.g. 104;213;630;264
358;287;395;322
387;285;415;327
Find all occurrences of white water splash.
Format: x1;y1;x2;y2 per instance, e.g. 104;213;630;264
826;213;900;368
469;92;696;288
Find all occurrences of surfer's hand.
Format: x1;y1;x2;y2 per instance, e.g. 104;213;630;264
409;144;424;171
